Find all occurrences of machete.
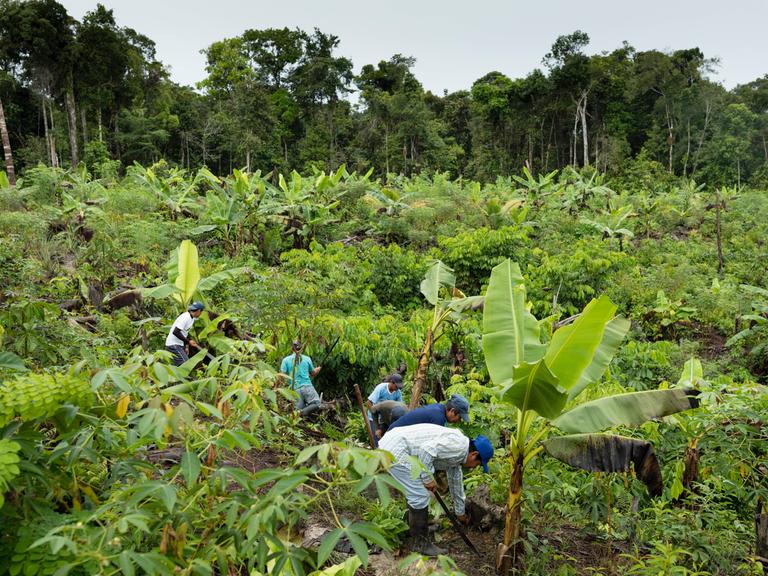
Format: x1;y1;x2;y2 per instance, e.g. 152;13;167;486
432;490;481;557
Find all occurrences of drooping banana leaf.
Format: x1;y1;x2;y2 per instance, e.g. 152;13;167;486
552;388;700;433
420;260;456;305
543;433;663;496
499;359;567;419
482;260;545;385
544;295;619;393
568;316;631;400
174;240;200;307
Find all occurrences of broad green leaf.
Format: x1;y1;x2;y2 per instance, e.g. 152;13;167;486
552;388;700;433
543;433;663;496
678;357;703;387
317;528;343;566
482;260;545;386
499;359;567;419
569;316;630;400
189;224;218;235
544;295;618;392
0;351;27;371
142;283;181;300
197;267;249;293
180;450;201;487
419;260;455;305
175;240;200;306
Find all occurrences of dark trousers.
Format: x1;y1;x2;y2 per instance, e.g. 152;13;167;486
167;345;188;366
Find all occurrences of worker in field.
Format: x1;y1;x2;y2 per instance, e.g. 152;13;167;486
278;340;322;417
378;423;494;556
385;393;470;434
165;302;205;366
369;400;408;440
366;374;404;444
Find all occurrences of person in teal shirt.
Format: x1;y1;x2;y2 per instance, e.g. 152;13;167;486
279;340;322;417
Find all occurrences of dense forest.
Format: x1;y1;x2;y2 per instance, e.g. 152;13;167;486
1;1;768;576
1;1;768;185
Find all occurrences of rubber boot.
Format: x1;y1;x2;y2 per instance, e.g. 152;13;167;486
408;506;446;557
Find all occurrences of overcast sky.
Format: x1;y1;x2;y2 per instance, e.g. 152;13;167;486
59;0;765;94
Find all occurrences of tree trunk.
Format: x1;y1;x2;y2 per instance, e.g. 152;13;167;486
0;97;16;186
409;327;434;409
80;107;87;148
757;498;768;571
65;80;79;167
716;202;724;274
691;100;711;177
666;102;674;173
497;454;525;575
580;92;589;167
49;99;60;168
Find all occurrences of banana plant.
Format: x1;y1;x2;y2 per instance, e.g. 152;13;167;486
482;260;700;574
143;240;249;310
409;260;482;408
511;166;558;209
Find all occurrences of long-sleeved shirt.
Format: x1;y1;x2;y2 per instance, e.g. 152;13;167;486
379;423;469;514
386;403;446;431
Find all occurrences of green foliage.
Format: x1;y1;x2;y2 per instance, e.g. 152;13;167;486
0;371;92;427
438;226;531;294
0;439;20;508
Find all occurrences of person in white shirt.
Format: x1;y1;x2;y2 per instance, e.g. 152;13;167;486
165;302;205;366
378;423;493;557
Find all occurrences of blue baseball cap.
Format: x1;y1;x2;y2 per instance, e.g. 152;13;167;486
473;435;494;473
447;394;470;422
188;302;205;312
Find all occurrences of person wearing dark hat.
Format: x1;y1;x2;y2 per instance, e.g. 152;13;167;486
279;340;322;417
165;302;205;366
386;393;471;433
366;374;404;443
378;423;494;556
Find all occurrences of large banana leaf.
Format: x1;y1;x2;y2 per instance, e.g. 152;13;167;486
544;295;619;392
499;359;567;419
543;433;662;496
197;267;250;293
552;388;700;433
482;260;545;385
420;260;456;305
569;316;631;400
174;240;200;306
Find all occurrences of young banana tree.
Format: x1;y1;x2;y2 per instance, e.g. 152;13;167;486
409;260;482;408
144;240;250;310
482;260;700;574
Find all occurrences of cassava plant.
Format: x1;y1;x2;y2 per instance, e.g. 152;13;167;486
482;260;700;574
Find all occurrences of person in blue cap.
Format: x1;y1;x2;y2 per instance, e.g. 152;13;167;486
385;394;470;433
379;423;494;556
165;302;205;366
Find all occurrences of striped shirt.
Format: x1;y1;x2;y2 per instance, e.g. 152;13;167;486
379;423;469;514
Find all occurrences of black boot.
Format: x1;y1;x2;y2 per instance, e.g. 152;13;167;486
408;506;446;557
